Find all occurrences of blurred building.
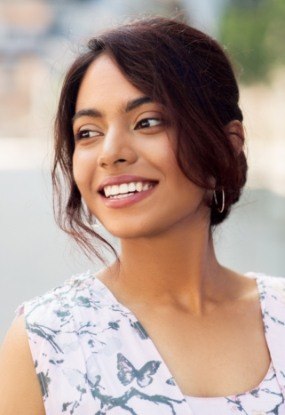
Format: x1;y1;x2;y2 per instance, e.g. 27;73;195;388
0;0;231;139
0;0;187;138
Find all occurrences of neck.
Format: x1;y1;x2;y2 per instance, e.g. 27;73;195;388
108;220;226;314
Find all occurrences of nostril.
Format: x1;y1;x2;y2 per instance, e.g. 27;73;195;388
98;154;132;168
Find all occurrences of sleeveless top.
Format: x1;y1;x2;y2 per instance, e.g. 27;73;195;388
16;271;285;415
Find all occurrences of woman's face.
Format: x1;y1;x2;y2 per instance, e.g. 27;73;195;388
72;54;209;239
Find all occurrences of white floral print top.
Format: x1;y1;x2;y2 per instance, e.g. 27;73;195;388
16;271;285;415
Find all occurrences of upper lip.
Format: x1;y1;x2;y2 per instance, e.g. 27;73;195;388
98;175;159;192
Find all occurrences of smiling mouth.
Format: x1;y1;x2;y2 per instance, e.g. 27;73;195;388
99;181;158;199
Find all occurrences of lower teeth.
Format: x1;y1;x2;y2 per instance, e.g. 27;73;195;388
109;192;136;199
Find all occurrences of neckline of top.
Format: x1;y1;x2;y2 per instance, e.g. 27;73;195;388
89;271;273;401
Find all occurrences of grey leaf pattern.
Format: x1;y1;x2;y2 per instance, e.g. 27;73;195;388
16;271;285;414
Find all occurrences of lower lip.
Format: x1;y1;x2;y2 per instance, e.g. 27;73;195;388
99;185;157;208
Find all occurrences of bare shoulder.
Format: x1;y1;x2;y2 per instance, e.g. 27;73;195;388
0;315;45;415
220;267;259;300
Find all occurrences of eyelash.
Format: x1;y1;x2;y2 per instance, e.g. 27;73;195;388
74;117;164;141
74;130;100;141
134;117;163;130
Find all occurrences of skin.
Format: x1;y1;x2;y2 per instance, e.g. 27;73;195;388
0;53;270;413
0;315;45;415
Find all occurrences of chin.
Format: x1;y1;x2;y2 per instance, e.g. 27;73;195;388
101;219;164;240
104;227;152;240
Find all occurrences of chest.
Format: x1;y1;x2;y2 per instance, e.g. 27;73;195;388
131;303;271;397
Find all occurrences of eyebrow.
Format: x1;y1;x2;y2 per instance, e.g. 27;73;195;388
72;96;152;125
125;96;152;112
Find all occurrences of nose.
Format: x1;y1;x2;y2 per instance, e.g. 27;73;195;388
98;128;138;168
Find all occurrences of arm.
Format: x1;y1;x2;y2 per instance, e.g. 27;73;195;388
0;315;46;415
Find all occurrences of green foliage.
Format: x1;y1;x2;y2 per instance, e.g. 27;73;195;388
220;0;285;83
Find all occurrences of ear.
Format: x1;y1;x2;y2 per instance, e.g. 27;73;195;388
224;120;245;156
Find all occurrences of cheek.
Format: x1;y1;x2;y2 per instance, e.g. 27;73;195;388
72;149;96;191
145;135;178;172
153;137;197;191
153;144;186;186
154;144;205;206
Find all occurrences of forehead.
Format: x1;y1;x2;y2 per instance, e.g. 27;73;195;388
75;54;143;112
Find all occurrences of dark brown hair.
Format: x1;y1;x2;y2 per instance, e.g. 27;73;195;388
53;16;247;260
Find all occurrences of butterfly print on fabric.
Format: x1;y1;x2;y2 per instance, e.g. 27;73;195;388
117;352;161;387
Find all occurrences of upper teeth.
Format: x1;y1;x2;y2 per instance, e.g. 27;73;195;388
103;182;153;197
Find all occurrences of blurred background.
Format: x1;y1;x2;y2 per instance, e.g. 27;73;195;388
1;0;284;341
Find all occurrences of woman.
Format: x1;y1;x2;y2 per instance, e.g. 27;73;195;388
1;17;284;415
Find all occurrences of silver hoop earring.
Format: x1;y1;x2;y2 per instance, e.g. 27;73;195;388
213;189;225;213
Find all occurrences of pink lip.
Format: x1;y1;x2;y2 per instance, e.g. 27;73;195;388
99;183;158;209
98;174;158;192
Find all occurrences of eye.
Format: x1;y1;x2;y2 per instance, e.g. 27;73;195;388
74;129;101;141
134;117;163;130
